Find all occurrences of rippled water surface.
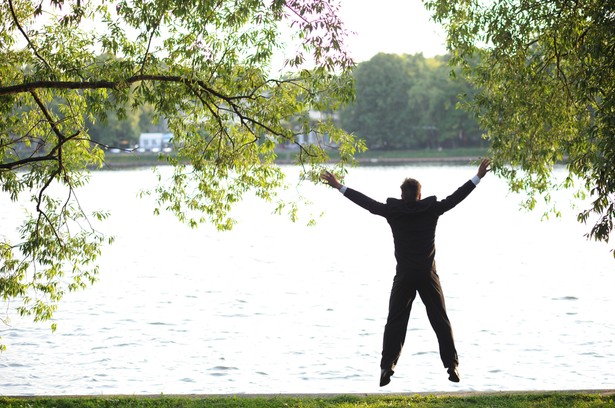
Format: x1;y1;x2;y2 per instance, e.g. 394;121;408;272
1;164;614;395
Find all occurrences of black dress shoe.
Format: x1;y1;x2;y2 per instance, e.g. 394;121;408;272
447;366;460;382
380;368;394;387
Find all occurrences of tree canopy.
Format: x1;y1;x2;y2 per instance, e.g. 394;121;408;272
339;53;483;150
0;0;364;346
425;0;615;254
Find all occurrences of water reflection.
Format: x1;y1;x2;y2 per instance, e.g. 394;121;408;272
1;165;613;395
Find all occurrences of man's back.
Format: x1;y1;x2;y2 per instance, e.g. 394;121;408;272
343;180;477;272
385;197;440;272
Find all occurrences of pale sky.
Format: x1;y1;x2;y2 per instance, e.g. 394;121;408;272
337;0;447;62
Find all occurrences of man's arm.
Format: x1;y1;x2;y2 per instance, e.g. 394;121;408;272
436;158;491;215
320;171;389;216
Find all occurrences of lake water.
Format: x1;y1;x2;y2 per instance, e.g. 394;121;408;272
1;164;614;395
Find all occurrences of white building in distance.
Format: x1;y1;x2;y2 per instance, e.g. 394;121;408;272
138;132;173;152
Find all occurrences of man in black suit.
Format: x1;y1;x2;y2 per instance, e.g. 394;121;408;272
321;159;490;386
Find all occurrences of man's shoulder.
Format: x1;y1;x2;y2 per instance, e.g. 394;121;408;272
385;196;437;213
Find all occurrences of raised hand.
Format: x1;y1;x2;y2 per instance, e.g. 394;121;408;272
477;159;490;179
321;171;343;190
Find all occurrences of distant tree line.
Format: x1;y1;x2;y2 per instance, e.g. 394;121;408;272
85;103;168;150
87;53;483;152
339;53;484;150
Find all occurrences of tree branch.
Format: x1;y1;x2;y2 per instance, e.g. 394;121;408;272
1;91;81;171
0;74;252;103
30;91;66;143
7;0;52;71
139;13;164;76
0;152;57;170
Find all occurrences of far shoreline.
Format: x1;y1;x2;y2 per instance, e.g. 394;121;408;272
99;149;487;169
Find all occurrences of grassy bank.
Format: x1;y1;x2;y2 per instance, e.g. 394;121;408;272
1;392;614;408
274;147;488;164
100;147;488;169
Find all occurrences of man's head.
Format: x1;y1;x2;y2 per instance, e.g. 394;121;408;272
401;178;421;202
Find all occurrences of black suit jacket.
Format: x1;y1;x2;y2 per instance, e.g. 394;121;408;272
343;180;476;274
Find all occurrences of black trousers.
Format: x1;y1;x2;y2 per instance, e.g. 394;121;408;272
380;266;458;371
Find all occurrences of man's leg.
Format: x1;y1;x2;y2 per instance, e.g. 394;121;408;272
418;269;459;380
380;273;416;385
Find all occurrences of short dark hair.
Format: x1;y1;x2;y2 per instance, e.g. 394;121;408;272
400;178;421;201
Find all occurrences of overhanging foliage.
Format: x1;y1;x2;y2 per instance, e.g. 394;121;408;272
425;0;615;255
0;0;365;347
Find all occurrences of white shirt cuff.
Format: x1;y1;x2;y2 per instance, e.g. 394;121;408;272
339;185;347;194
471;175;481;186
